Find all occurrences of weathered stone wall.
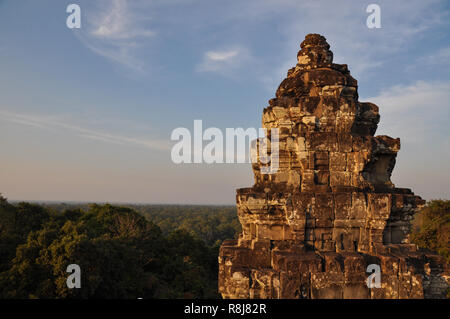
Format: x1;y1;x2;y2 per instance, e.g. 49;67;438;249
218;34;449;299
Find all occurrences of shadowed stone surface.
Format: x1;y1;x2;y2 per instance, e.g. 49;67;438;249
219;34;449;299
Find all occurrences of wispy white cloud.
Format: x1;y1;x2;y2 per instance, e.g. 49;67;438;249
415;46;450;68
0;110;170;151
365;80;450;143
75;0;156;73
369;81;450;115
230;0;450;88
197;46;251;76
91;0;155;40
364;80;450;199
205;50;238;61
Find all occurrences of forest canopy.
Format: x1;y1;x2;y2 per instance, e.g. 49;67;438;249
0;195;240;298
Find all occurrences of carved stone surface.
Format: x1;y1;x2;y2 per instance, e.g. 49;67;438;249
218;34;449;299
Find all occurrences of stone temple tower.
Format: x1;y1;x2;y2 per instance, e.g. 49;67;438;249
218;34;449;299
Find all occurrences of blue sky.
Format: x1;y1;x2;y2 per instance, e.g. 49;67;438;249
0;0;449;204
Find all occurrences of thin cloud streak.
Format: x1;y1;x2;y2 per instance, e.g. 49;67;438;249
205;50;238;61
0;110;170;151
197;46;252;75
415;47;450;68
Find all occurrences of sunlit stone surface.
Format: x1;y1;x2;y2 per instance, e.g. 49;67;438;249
218;34;449;299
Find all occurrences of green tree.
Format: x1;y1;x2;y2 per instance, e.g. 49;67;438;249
411;200;450;262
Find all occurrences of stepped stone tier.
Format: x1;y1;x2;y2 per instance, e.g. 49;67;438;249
218;34;449;299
